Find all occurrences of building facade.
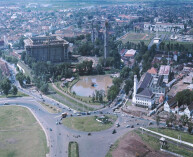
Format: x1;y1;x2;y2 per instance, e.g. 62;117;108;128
24;36;69;63
132;72;167;109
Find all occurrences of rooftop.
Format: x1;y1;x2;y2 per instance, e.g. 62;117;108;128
24;35;69;47
158;65;171;76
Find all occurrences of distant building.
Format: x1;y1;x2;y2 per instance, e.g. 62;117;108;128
124;49;136;59
144;22;184;32
158;65;171;83
24;36;69;63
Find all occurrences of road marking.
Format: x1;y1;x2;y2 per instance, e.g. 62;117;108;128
54;115;61;118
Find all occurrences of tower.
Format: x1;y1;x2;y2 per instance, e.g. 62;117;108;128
132;75;138;105
91;20;94;43
104;21;108;63
133;75;138;98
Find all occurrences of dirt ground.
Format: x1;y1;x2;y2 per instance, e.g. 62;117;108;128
168;77;188;97
111;132;174;157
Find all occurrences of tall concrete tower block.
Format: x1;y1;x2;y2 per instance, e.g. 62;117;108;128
104;21;108;61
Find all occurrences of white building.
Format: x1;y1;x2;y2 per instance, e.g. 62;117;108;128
184;104;193;118
132;74;155;109
144;22;184;32
132;72;166;109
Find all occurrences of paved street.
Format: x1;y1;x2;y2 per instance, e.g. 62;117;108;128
0;58;158;157
0;97;157;157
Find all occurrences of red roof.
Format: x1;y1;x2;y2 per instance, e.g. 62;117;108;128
147;67;157;74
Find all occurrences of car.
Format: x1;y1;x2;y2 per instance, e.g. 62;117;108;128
49;128;52;131
131;125;134;128
81;112;86;115
149;122;153;126
4;103;9;105
137;123;139;125
126;125;130;128
88;133;91;136
76;113;81;116
112;129;117;134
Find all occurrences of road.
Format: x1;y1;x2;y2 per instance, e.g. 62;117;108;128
0;96;157;157
0;59;158;157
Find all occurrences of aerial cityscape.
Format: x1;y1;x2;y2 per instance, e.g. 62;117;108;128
0;0;193;157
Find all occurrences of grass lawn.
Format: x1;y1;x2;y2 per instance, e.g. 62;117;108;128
62;115;117;132
17;61;33;80
68;141;79;157
120;32;154;45
149;128;193;144
135;129;193;157
39;102;61;114
0;91;28;98
0;106;49;157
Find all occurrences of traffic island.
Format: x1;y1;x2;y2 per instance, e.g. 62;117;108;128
68;141;79;157
63;115;117;132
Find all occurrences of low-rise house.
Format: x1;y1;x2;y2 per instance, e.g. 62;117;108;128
184;103;193;118
164;97;177;113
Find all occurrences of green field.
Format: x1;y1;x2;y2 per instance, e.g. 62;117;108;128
39;102;61;114
149;128;193;144
0;106;48;157
120;32;154;45
17;61;33;80
63;115;117;132
68;141;79;157
136;129;193;157
0;91;28;98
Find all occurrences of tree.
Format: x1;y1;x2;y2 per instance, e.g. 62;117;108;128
120;67;130;79
156;115;160;128
124;79;133;95
179;115;189;126
11;85;18;95
16;72;26;87
0;78;11;96
92;93;95;102
40;83;48;94
112;77;123;87
26;76;31;84
187;122;193;134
